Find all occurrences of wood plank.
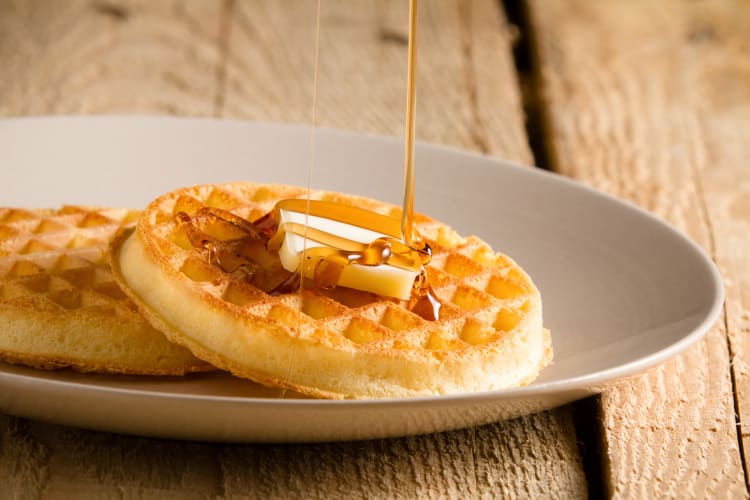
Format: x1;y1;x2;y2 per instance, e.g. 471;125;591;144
0;0;224;116
222;0;531;160
220;1;585;497
23;420;223;499
0;1;228;498
0;417;49;497
219;411;585;499
0;0;587;497
527;0;749;497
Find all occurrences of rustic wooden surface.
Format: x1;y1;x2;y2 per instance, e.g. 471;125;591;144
0;1;591;498
528;0;750;497
3;0;748;497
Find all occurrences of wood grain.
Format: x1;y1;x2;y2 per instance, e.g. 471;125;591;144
223;0;531;161
221;1;585;498
0;0;587;498
527;0;749;497
0;0;224;116
219;411;585;499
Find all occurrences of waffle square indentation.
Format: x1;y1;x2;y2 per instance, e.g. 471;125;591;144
180;256;223;283
486;268;530;299
343;317;384;344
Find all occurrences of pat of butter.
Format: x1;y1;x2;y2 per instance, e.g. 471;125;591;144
276;208;419;300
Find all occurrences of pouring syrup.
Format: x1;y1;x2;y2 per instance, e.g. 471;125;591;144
177;0;441;320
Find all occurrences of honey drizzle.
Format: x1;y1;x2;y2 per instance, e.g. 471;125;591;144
399;0;441;321
401;0;419;249
285;0;440;319
268;200;426;272
302;0;323;298
286;0;438;317
178;0;441;320
177;204;440;319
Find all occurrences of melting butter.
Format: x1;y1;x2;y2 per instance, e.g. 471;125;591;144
272;202;421;300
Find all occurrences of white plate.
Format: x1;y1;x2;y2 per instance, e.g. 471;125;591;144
0;117;723;442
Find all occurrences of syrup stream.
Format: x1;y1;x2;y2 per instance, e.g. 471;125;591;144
284;0;323;396
179;0;440;320
302;0;322;287
400;0;441;321
401;0;419;249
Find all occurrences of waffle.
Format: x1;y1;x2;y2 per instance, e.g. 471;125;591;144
0;206;209;375
112;183;551;398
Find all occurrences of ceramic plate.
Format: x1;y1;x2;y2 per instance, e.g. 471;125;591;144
0;117;723;442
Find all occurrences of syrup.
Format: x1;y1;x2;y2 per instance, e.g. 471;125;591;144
176;197;440;319
401;0;419;249
287;0;440;319
177;0;441;320
267;199;428;273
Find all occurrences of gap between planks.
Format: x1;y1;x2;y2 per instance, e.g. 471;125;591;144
501;1;607;498
525;0;750;497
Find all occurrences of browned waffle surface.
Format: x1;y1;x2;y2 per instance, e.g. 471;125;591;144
0;206;209;375
114;184;551;398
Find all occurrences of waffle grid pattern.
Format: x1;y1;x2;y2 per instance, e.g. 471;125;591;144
0;207;141;313
144;184;537;357
0;206;208;375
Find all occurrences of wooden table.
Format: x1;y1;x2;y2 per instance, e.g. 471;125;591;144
1;1;748;497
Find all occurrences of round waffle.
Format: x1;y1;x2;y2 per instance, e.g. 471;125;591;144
0;206;209;375
112;183;551;398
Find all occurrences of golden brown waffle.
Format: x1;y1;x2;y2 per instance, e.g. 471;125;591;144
0;206;210;375
112;183;551;398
